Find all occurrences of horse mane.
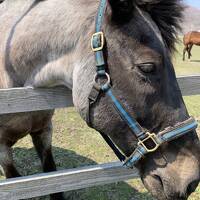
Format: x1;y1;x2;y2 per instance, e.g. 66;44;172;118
137;0;184;52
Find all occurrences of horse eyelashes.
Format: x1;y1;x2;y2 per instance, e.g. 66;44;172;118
137;63;157;74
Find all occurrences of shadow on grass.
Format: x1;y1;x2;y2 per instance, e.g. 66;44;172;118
189;60;200;63
7;146;154;200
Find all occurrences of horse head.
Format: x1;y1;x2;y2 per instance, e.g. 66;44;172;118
83;0;200;199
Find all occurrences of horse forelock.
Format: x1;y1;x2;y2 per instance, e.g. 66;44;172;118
136;0;184;52
135;6;165;48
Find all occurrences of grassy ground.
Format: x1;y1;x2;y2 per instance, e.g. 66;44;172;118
2;43;200;200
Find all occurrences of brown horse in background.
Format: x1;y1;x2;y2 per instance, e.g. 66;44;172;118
183;31;200;61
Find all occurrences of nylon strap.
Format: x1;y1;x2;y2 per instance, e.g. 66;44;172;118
106;89;145;138
93;0;107;73
125;117;198;168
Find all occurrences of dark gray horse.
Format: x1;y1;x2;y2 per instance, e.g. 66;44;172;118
0;0;199;200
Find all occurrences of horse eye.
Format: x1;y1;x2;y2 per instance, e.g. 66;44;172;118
137;63;156;74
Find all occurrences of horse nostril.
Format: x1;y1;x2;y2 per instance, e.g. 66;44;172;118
153;174;164;189
186;179;199;195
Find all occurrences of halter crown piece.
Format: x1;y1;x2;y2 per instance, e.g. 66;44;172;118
87;0;198;168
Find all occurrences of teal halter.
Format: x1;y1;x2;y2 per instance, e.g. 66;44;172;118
87;0;198;168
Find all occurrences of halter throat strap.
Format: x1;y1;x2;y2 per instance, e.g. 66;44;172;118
87;0;198;168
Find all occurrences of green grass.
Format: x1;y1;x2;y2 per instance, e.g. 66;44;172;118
1;43;200;200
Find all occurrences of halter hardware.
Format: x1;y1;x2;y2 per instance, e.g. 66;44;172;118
87;0;198;168
138;132;160;153
91;31;105;52
94;72;110;85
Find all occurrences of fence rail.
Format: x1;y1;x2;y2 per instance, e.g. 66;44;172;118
0;75;199;115
0;75;199;199
0;162;138;200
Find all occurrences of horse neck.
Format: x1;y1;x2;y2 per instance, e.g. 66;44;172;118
0;0;97;89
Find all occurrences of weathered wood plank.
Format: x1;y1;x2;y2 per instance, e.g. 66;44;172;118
0;86;73;114
0;75;199;115
177;75;200;96
0;162;139;200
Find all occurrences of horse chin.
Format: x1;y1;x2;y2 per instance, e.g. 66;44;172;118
142;174;168;200
140;159;199;200
141;174;190;200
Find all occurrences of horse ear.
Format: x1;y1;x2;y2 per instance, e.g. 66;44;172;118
108;0;134;23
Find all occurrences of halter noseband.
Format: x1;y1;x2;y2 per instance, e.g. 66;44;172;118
87;0;198;168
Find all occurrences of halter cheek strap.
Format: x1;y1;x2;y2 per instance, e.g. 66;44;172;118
87;0;198;168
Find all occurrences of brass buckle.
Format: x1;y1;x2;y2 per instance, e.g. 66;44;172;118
91;32;104;52
138;133;160;153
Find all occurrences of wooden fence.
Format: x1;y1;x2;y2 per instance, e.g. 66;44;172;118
0;75;199;199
